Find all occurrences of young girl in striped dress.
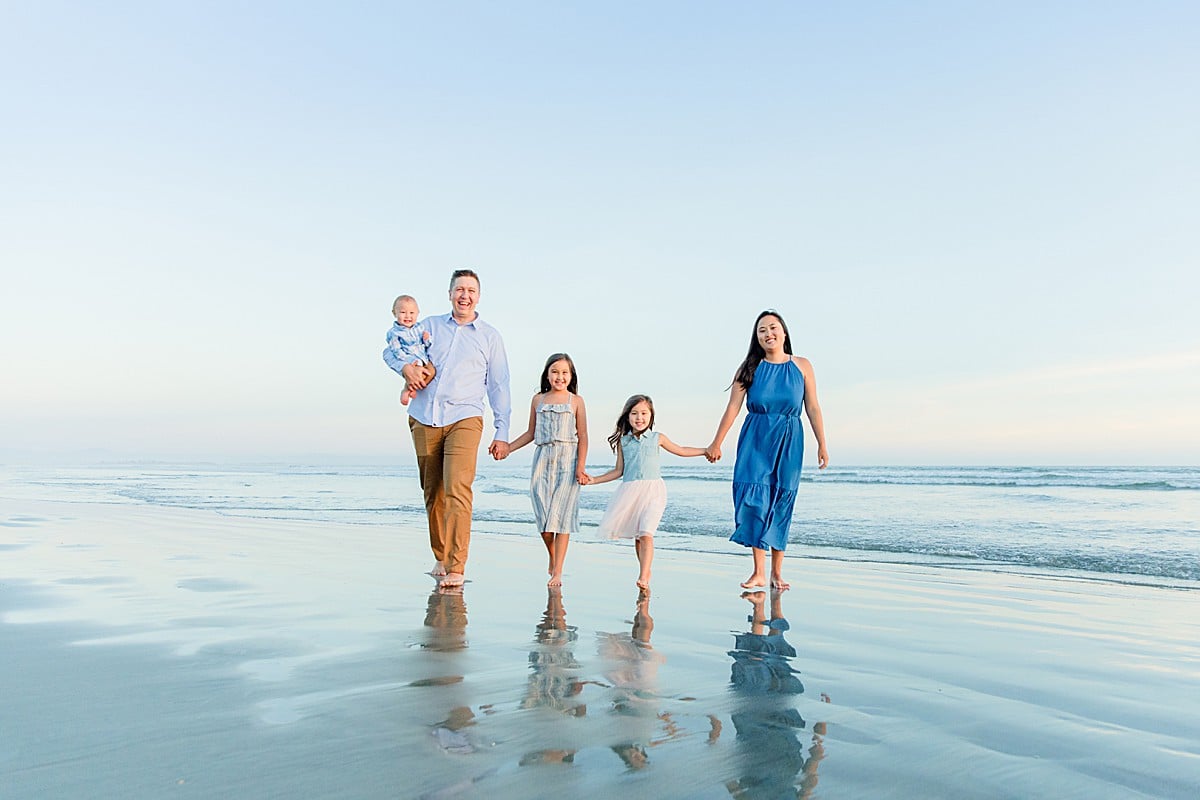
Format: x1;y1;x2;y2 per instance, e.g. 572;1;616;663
507;353;589;587
586;394;709;591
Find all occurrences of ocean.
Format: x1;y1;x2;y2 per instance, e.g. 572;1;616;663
5;463;1196;587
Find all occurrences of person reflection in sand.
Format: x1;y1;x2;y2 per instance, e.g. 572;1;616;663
416;585;481;760
722;590;829;799
422;584;468;653
522;587;586;718
598;591;672;770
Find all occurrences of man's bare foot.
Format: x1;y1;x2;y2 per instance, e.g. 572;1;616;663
771;576;790;591
547;573;562;588
440;572;464;587
431;561;447;577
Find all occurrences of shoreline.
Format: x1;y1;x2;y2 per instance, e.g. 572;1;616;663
2;500;1198;798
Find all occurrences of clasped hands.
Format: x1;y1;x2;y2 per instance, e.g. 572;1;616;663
490;443;723;467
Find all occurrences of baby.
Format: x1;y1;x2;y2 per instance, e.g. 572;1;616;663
382;294;435;405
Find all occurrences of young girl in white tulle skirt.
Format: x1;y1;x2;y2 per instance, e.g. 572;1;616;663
584;394;709;591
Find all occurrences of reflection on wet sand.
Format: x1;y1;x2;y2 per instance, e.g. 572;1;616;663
519;587;587;766
417;586;479;757
597;590;681;770
421;585;468;653
522;587;586;717
723;590;829;799
409;585;830;796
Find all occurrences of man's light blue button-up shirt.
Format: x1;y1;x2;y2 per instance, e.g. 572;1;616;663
396;312;512;441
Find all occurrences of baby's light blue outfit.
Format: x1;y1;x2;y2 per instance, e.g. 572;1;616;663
382;320;432;372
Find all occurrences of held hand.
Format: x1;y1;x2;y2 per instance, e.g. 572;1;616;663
705;444;722;463
576;470;590;485
488;440;511;461
402;362;429;390
817;446;829;469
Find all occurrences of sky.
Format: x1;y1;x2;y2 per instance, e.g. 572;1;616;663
2;2;1197;466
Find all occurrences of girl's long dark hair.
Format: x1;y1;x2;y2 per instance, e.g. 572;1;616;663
732;309;793;389
607;394;655;452
539;353;578;394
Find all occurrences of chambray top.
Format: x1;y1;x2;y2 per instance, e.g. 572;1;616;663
383;321;432;366
397;313;512;440
620;432;661;481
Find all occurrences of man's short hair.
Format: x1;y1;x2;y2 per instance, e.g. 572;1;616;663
450;269;480;289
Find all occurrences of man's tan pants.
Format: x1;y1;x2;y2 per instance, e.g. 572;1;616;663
409;416;484;575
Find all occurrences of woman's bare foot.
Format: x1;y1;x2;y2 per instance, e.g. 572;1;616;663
740;574;767;591
547;572;562;588
440;572;464;587
636;573;651;592
432;561;447;577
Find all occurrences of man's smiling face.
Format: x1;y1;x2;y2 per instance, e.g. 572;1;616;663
449;275;480;322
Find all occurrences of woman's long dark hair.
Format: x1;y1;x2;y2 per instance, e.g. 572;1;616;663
539;353;578;394
732;309;793;389
607;394;655;452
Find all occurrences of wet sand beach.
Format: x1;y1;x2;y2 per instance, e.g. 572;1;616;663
2;500;1197;799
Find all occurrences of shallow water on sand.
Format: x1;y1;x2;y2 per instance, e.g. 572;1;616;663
6;463;1198;583
2;472;1198;798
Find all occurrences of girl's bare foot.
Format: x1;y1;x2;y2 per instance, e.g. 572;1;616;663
540;532;555;575
547;573;562;588
432;561;447;577
636;574;651;592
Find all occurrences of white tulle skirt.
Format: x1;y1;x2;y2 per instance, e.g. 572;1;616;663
597;478;667;539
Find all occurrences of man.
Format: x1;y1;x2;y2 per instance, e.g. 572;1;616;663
394;269;511;587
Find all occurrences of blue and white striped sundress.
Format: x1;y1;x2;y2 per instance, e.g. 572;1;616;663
530;400;580;534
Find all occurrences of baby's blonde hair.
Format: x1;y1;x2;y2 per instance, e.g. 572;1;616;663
392;294;417;315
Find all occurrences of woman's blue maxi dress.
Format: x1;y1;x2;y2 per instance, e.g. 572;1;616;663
731;359;805;551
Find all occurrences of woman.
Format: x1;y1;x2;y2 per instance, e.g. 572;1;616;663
707;310;828;591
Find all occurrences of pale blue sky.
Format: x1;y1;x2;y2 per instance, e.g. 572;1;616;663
2;2;1197;465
